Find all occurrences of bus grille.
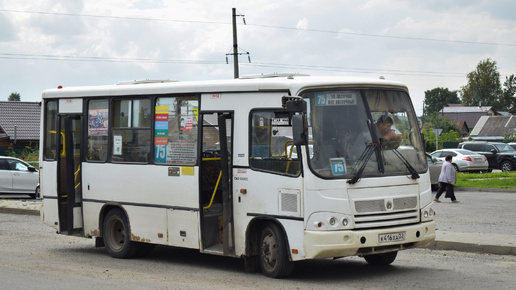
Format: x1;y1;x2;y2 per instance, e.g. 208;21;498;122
353;196;419;229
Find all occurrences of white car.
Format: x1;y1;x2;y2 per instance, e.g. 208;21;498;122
430;149;488;172
0;156;40;198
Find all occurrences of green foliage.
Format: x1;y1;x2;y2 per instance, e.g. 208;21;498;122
427;112;459;132
5;147;39;166
422;113;460;151
503;132;516;143
8;92;21;101
460;58;502;109
423;127;460;151
423;87;460;117
501;74;516;113
455;172;516;189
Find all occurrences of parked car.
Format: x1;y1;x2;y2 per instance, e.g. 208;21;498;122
430;149;488;172
0;156;39;198
457;141;516;172
426;153;442;191
509;142;516;150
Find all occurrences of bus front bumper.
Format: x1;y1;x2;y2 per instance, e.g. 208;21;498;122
303;221;435;259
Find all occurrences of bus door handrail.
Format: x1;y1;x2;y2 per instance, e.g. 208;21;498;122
202;156;230;210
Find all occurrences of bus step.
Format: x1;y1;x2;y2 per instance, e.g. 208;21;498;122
203;243;224;255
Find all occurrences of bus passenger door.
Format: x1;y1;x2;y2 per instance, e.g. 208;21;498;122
57;115;83;235
200;112;234;255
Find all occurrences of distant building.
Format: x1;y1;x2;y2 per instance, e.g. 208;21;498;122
440;105;499;129
469;115;516;141
0;101;41;153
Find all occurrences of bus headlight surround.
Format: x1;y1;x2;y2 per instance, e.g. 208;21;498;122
420;204;435;222
306;212;354;231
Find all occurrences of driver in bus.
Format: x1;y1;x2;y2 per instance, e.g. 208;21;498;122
376;114;402;150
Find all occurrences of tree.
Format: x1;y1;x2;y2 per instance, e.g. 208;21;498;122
501;74;516;113
8;92;21;101
423;87;460;118
460;59;502;109
427;113;458;132
422;113;460;151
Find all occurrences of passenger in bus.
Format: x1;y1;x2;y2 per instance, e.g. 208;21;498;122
375;115;402;150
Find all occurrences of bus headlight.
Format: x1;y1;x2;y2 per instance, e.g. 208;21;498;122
420;204;435;222
306;212;354;231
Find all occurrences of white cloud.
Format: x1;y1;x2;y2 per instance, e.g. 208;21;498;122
0;0;515;116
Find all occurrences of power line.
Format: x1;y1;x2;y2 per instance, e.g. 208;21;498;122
0;52;223;64
241;62;466;78
1;8;515;47
0;52;467;77
0;8;230;25
246;23;516;47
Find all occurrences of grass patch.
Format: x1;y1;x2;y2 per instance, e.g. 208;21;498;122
455;171;516;189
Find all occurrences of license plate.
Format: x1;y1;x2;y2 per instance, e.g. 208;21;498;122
378;232;406;243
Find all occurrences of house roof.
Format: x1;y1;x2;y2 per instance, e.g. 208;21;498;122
442;106;491;113
470;115;516;141
0;101;41;141
440;105;496;129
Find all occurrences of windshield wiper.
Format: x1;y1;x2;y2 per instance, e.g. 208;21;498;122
348;142;377;184
390;148;420;179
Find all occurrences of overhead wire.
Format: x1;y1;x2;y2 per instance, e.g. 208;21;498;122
1;8;514;77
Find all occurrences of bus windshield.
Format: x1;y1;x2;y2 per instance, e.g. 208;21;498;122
303;89;426;179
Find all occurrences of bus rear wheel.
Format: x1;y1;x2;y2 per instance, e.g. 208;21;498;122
103;209;140;258
363;251;398;265
259;222;293;278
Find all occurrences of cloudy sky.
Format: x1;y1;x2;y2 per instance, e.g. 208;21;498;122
1;0;515;114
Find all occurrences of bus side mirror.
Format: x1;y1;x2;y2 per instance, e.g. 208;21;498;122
292;114;307;145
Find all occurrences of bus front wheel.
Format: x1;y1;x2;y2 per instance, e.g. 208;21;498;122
259;222;294;278
103;209;140;259
363;251;398;265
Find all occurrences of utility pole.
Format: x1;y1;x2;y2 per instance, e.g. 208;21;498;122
227;8;249;78
232;8;239;79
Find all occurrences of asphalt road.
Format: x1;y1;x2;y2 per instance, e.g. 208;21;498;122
432;189;516;236
1;213;516;289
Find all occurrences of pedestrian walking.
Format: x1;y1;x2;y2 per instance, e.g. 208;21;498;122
434;154;459;203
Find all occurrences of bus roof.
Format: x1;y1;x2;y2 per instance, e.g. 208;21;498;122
41;75;408;99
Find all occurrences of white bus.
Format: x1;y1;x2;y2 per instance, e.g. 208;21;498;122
40;74;435;278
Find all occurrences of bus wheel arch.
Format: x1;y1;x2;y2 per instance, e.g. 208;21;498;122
102;206;140;259
246;218;294;278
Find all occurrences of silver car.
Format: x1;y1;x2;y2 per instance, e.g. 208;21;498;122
430;149;488;172
0;156;40;198
426;153;442;191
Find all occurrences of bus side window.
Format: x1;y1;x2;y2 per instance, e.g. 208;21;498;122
111;99;152;163
154;96;199;165
250;110;300;175
43;100;58;161
87;99;109;162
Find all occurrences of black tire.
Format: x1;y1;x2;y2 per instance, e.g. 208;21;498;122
500;161;513;172
364;251;398;265
452;164;459;172
29;186;39;199
138;243;155;257
259;222;294;278
103;209;140;259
